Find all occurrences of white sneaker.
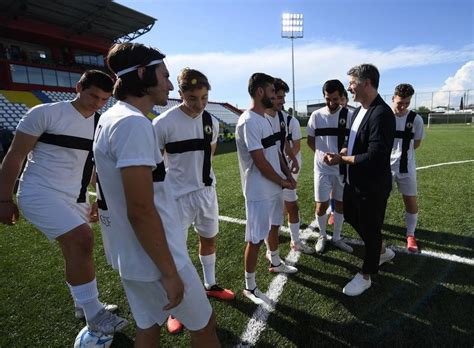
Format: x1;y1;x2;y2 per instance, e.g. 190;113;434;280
243;287;268;305
87;308;128;335
269;261;298;274
308;219;320;232
379;248;395;266
331;238;353;253
290;241;315;254
315;235;327;254
75;303;118;319
343;273;371;296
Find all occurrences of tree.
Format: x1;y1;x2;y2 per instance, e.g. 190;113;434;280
415;106;430;114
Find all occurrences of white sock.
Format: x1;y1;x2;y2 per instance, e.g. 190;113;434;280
245;271;256;290
68;279;103;321
264;238;270;251
332;212;344;240
199;253;216;288
317;214;328;237
405;212;418;236
289;222;300;243
270;249;282;266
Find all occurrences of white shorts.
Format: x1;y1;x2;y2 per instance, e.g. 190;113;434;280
177;187;219;239
121;263;212;330
314;173;344;202
392;171;417;196
17;191;90;240
245;193;283;244
283;172;299;202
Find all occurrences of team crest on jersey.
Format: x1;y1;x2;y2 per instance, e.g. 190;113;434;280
204;125;213;135
280;121;286;129
406;122;413;129
339;118;346;126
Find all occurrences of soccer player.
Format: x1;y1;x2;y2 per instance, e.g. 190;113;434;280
390;83;425;252
265;78;313;254
326;90;350;226
153;68;235;333
307;80;353;254
93;43;219;346
0;70;127;334
236;73;297;305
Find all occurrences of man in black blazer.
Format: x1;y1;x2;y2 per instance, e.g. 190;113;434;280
324;64;395;296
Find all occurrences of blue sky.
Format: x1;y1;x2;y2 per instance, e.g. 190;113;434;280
116;0;473;110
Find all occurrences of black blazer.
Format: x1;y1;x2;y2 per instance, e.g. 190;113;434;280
345;94;395;194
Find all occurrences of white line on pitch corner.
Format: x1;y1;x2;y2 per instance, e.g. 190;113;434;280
234;227;313;347
220;215;474;266
416;159;474;170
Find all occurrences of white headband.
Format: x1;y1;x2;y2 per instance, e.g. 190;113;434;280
115;59;163;78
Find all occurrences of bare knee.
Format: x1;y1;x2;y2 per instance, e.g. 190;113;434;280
58;224;94;256
190;311;219;347
316;201;329;216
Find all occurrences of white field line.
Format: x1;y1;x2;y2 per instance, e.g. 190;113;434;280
416;159;474;170
227;213;474;347
220;216;474;266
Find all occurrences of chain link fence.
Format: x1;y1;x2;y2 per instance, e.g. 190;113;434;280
288;89;474;118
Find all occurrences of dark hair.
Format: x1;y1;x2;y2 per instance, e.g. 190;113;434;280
248;73;274;97
178;68;211;92
394;83;415;98
106;43;166;100
343;89;348;99
274;78;289;93
322;79;345;96
78;70;113;92
347;64;380;89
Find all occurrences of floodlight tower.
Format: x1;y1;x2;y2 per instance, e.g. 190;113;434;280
281;13;304;116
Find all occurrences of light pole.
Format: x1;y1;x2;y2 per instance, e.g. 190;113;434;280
281;13;303;116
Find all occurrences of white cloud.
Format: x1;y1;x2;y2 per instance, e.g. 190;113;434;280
432;60;474;108
165;42;474;109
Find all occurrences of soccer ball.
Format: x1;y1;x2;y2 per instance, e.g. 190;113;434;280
74;326;113;348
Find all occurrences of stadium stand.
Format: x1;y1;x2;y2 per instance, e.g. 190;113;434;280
0;92;29;131
154;99;241;129
0;1;241;134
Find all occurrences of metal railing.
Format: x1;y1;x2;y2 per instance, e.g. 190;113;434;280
288;89;474;116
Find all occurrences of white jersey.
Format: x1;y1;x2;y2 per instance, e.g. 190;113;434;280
307;106;351;175
93;101;189;282
16;101;95;202
391;110;425;174
265;112;286;154
152;105;219;198
286;114;302;165
236;110;283;202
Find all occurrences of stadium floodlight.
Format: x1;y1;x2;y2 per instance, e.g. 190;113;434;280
281;13;304;116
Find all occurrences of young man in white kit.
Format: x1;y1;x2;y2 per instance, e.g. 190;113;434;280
0;70;127;334
153;68;234;334
93;43;219;346
326;89;350;226
307;80;353;254
236;73;296;305
390;83;424;253
265;78;313;255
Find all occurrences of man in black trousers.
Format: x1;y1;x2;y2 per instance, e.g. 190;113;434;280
324;64;395;296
